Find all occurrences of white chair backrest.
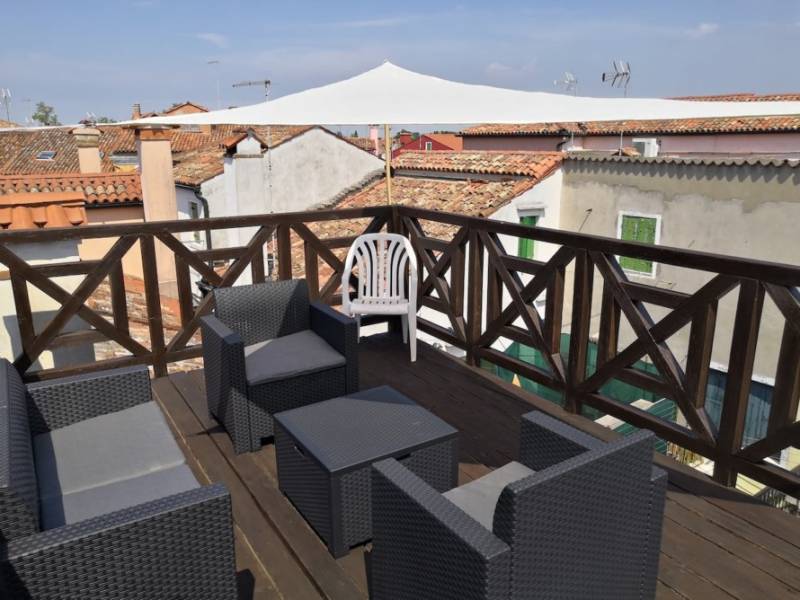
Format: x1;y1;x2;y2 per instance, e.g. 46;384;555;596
342;233;417;311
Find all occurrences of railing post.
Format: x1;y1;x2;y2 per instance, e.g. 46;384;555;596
466;228;484;366
108;261;130;336
277;224;292;280
10;270;35;369
140;235;167;377
565;250;593;414
713;279;764;486
304;242;320;301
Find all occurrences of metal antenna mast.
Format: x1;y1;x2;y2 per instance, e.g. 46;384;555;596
232;79;271;102
601;60;632;151
553;71;578;96
0;89;11;123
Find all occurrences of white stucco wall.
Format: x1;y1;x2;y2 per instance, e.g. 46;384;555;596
0;241;93;371
559;159;800;380
415;171;565;355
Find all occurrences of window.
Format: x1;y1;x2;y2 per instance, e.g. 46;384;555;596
617;213;659;276
424;141;433;151
35;151;56;161
189;201;201;242
517;214;538;259
110;152;139;168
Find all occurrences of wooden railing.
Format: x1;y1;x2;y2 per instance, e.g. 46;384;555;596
0;205;798;496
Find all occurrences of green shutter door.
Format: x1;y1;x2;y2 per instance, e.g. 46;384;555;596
619;215;656;274
517;215;538;259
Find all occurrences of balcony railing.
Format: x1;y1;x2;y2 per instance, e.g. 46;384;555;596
0;205;798;496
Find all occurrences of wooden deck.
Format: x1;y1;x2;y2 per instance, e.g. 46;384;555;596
152;334;800;600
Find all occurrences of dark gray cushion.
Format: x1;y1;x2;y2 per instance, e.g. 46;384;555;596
244;329;346;386
34;401;186;501
40;464;200;529
443;461;534;530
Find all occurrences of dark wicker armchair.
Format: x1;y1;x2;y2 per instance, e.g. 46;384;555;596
371;411;667;600
0;361;237;599
201;279;359;454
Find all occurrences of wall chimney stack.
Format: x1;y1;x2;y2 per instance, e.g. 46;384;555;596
132;103;142;120
71;127;102;173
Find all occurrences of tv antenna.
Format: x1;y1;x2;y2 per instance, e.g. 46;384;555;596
0;89;11;123
553;71;578;95
232;79;272;102
601;60;631;97
85;112;97;125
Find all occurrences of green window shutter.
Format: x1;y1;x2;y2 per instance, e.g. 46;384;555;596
619;215;656;274
517;215;538;259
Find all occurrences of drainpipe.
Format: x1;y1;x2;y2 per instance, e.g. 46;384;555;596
192;187;213;256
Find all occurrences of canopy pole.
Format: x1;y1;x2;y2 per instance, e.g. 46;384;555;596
384;124;392;204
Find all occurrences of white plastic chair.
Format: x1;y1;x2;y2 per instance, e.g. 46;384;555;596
342;233;419;361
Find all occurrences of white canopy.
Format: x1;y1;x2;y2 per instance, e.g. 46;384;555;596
130;62;800;126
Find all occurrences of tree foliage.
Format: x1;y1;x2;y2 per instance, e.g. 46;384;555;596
32;102;60;126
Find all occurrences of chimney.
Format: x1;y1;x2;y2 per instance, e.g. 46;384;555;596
398;132;413;146
71;127;102;173
135;125;179;295
369;126;379;155
230;133;268;284
132;103;142;120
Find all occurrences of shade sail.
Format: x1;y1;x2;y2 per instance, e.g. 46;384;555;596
130;62;800;126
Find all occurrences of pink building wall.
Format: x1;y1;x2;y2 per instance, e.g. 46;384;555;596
462;132;800;155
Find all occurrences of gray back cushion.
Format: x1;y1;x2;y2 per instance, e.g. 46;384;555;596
214;280;310;346
0;359;39;541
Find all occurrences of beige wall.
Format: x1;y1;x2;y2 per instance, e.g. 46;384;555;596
79;205;146;280
558;158;800;380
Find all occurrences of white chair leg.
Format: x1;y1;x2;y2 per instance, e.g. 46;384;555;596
408;311;417;362
356;315;361;342
401;314;408;344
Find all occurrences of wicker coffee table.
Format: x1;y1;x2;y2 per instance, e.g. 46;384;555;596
274;385;458;557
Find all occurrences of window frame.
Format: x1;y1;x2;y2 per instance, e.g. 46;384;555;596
424;141;433;151
517;209;543;261
615;211;661;278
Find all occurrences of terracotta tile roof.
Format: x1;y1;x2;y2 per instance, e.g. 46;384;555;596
426;133;463;150
0;124;310;176
344;136;380;153
0;191;87;229
286;174;537;279
461;114;800;137
394;150;563;179
0;172;141;205
672;92;800;102
173;146;226;186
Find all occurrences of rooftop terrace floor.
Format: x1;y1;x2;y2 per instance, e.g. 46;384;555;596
152;333;800;600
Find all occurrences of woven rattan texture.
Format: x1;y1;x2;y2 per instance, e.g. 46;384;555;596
371;458;511;600
1;484;237;599
214;280;310;347
0;361;39;541
494;426;663;599
26;365;152;435
201;315;252;454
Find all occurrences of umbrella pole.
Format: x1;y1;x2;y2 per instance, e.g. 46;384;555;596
384;124;392;204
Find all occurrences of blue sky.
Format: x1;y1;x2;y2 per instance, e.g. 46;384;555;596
2;0;799;126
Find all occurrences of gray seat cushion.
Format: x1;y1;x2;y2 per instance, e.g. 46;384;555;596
40;464;199;529
443;461;534;530
34;401;186;501
244;329;346;386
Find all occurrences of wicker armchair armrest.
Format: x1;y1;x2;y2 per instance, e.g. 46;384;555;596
371;458;510;600
309;302;357;356
0;483;237;600
25;365;152;436
310;302;358;392
201;315;252;454
518;410;605;471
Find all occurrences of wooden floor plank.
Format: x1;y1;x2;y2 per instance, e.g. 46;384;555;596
152;333;800;600
170;370;367;600
152;377;324;600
